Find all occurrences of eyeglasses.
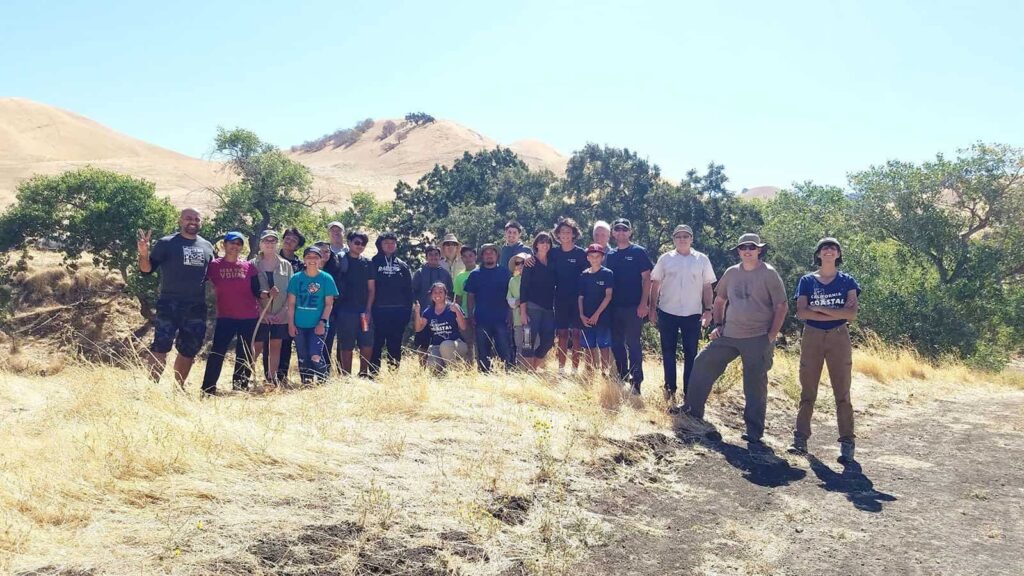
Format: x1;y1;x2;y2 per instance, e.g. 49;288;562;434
261;237;279;243
350;240;365;247
737;244;759;251
673;234;693;240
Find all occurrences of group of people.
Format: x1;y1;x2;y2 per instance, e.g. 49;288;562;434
137;208;860;463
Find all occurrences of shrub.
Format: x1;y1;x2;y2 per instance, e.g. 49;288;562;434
378;120;398;140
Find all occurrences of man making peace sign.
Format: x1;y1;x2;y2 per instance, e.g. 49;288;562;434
137;208;215;389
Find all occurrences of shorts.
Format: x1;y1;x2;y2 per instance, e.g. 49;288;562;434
414;326;432;348
151;299;208;358
554;299;581;330
336;310;374;350
580;326;612;349
256;323;289;341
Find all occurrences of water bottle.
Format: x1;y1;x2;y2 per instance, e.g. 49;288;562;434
523;325;532;345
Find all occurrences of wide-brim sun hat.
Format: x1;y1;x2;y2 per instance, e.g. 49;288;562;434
731;233;767;250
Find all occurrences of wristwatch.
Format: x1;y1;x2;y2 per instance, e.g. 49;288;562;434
319;318;328;325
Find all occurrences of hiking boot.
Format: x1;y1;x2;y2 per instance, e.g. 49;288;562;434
674;412;722;441
837;439;856;464
741;433;765;448
787;435;808;455
629;384;642;396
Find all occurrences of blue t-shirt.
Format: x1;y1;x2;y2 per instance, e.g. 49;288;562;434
422;304;461;345
795;271;861;330
606;244;654;307
579;267;614;327
288;270;340;329
464;265;512;326
551;245;589;305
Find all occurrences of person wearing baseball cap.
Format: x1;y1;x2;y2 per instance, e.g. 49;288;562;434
136;207;215;390
789;237;861;464
649;224;717;404
605;217;654;394
675;233;787;447
201;231;260;395
287;245;339;384
578;243;615;376
439;233;466;276
234;228;294;390
465;242;513;372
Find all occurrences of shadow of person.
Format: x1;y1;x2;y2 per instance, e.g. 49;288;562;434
675;428;806;488
806;455;897;512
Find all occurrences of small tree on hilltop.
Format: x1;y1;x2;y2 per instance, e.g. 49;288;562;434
405;112;435;126
211;127;321;251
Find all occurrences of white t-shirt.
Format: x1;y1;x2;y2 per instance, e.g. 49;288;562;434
651;249;717;316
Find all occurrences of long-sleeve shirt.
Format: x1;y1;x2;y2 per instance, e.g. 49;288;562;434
519;257;558;310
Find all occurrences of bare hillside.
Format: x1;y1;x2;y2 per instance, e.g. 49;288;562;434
290;119;569;199
0;98;230;208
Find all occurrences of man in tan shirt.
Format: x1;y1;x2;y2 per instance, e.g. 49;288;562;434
673;233;788;446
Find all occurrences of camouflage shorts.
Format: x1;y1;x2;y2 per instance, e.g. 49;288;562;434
151;299;208;358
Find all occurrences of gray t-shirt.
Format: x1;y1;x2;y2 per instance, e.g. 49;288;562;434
146;233;215;303
716;262;787;338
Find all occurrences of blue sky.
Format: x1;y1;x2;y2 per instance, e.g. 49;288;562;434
2;0;1021;190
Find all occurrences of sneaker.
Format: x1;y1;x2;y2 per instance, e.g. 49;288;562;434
787;435;808;455
741;433;765;448
837;440;856;464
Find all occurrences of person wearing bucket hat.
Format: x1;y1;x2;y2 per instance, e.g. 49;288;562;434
439;233;466;276
789;237;861;464
200;231;261;395
605;217;654;394
137;207;215;389
649;224;717;404
674;232;787;446
465;243;513;372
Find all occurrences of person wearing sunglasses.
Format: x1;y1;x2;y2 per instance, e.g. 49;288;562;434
235;229;293;390
333;230;376;377
789;237;860;464
674;233;787;448
605;218;654;395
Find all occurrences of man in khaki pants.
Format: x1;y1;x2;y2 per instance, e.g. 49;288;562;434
789;237;861;464
672;233;788;447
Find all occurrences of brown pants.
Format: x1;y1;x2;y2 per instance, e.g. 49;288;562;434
796;324;854;441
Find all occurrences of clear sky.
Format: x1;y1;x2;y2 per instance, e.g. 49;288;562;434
2;0;1021;190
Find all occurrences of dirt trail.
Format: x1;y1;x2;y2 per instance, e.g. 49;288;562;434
582;390;1024;576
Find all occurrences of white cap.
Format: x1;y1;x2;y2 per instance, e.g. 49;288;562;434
327;221;345;231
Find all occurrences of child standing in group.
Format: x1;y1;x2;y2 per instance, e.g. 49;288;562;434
578;244;614;376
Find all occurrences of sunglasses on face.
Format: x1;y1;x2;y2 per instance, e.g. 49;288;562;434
350;240;365;246
738;244;759;251
261;238;279;243
819;244;839;251
613;227;629;232
514;261;523;267
674;234;692;240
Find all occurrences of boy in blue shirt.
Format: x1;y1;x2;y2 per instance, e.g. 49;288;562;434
578;244;614;377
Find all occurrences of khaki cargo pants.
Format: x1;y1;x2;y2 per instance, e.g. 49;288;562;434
796;324;854;442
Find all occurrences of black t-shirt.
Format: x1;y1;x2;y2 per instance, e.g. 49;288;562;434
371;253;413;307
337;254;375;312
579;267;614;327
520;258;557;310
279;250;303;273
606;243;653;307
146;233;215;303
551;245;588;305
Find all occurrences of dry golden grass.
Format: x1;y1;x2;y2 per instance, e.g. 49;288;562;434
0;340;1018;574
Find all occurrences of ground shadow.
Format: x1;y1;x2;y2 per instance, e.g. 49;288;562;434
806;455;897;512
675;428;806;488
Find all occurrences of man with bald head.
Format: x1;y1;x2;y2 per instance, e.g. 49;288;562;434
137;208;215;389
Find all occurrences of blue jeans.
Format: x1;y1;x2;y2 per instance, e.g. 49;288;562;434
294;327;328;383
475;322;512;373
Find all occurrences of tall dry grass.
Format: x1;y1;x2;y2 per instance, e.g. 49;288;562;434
0;339;1017;574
